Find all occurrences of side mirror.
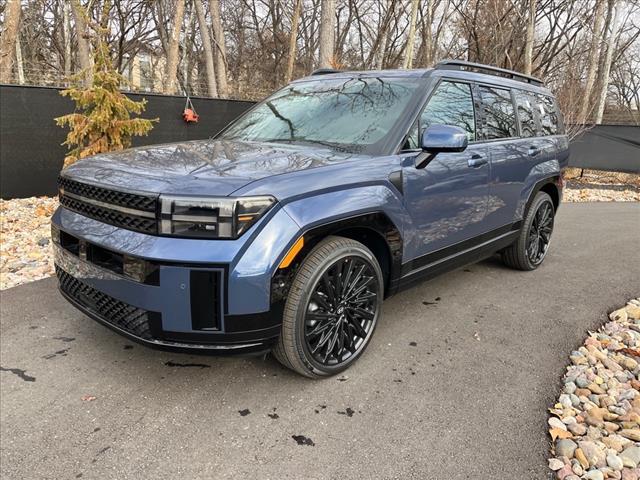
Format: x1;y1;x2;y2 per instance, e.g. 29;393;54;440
415;125;469;169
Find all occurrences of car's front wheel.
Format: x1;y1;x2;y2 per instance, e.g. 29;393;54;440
273;236;383;378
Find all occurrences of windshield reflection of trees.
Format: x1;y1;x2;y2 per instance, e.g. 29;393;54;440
222;77;416;151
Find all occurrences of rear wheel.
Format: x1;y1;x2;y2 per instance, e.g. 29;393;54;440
272;236;383;378
501;191;555;271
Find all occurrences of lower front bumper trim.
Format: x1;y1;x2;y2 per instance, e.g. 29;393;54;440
59;287;277;356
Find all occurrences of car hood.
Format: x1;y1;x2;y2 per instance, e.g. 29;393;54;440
62;139;363;197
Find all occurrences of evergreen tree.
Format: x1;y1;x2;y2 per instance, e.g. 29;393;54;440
56;0;156;167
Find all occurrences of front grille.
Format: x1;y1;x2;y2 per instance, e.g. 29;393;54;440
56;266;155;340
59;194;157;234
59;176;158;212
58;176;158;234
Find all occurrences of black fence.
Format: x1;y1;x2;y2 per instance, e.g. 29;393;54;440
0;85;254;198
570;125;639;174
1;84;638;199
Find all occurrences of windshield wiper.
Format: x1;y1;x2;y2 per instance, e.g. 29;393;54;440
263;137;352;152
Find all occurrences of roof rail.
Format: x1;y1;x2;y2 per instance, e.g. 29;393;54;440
311;68;341;76
435;60;543;86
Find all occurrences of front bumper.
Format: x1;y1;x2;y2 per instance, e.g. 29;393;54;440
52;206;301;354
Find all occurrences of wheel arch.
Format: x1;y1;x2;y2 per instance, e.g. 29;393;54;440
278;212;403;298
522;176;561;219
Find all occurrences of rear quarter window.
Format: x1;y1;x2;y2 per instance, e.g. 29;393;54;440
478;86;517;140
514;91;538;138
535;94;560;135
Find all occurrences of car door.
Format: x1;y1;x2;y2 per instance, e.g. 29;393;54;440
402;80;490;262
475;84;529;230
485;89;558;229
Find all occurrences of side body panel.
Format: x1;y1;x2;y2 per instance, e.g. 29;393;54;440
401;146;490;260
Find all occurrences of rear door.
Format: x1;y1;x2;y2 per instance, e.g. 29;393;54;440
477;85;532;230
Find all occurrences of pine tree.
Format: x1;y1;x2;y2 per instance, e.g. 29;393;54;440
55;0;156;167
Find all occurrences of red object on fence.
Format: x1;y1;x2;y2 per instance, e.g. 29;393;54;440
182;97;199;123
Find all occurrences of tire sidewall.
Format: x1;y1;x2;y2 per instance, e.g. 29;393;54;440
290;241;384;377
521;192;555;269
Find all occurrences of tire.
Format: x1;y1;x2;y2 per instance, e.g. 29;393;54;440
272;236;384;378
501;191;555;271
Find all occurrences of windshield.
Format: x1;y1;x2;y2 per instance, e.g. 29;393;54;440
219;77;422;153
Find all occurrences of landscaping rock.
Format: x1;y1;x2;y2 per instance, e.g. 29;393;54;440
548;299;640;480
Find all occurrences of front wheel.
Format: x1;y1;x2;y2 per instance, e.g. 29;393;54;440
501;191;555;271
272;236;384;378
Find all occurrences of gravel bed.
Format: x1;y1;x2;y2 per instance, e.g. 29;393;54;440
548;299;640;480
0;183;637;290
1;197;57;290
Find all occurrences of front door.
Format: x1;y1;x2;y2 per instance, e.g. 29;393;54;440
401;80;490;262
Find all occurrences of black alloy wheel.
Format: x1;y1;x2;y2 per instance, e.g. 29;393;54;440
273;236;383;378
304;255;378;366
501;191;555;271
526;199;554;266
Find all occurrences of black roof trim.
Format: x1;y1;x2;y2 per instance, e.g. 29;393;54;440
435;60;544;86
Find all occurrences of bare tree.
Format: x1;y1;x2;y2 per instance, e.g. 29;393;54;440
164;0;186;94
578;0;607;124
70;0;93;85
523;0;537;75
193;0;218;96
209;0;228;96
319;0;336;67
0;0;22;83
595;0;623;123
402;0;420;69
285;0;302;83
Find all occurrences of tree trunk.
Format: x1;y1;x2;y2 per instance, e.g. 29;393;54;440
209;0;228;97
402;0;420;69
0;0;22;83
70;0;93;86
578;0;607;124
15;36;24;84
63;1;72;79
523;0;537;75
164;0;186;95
318;0;336;68
284;0;302;83
182;1;195;92
419;0;434;67
193;0;218;97
595;0;622;124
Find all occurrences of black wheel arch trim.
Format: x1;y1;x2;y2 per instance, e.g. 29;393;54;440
524;176;562;217
276;211;404;298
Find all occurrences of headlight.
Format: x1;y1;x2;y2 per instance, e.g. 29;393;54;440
159;195;276;239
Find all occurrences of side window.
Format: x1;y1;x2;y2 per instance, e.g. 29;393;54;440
514;91;538;138
479;86;517;139
420;81;476;141
535;94;559;135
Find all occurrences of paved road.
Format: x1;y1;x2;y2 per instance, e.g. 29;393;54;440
1;203;639;480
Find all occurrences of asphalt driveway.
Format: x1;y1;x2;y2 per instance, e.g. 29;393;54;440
1;202;639;480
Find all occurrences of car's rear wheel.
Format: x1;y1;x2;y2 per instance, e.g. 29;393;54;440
272;236;383;378
501;191;555;271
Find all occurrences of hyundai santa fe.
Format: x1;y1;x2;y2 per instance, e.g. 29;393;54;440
52;60;570;378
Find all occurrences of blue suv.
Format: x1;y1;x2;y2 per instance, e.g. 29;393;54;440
52;60;569;377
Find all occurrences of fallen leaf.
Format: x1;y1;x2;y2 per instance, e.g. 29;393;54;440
549;428;572;440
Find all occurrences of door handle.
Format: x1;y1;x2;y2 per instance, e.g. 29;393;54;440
528;146;541;157
467;155;488;168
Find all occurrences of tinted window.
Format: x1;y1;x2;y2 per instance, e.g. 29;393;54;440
535;94;559;135
479;86;517;139
421;81;476;140
515;91;538;137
